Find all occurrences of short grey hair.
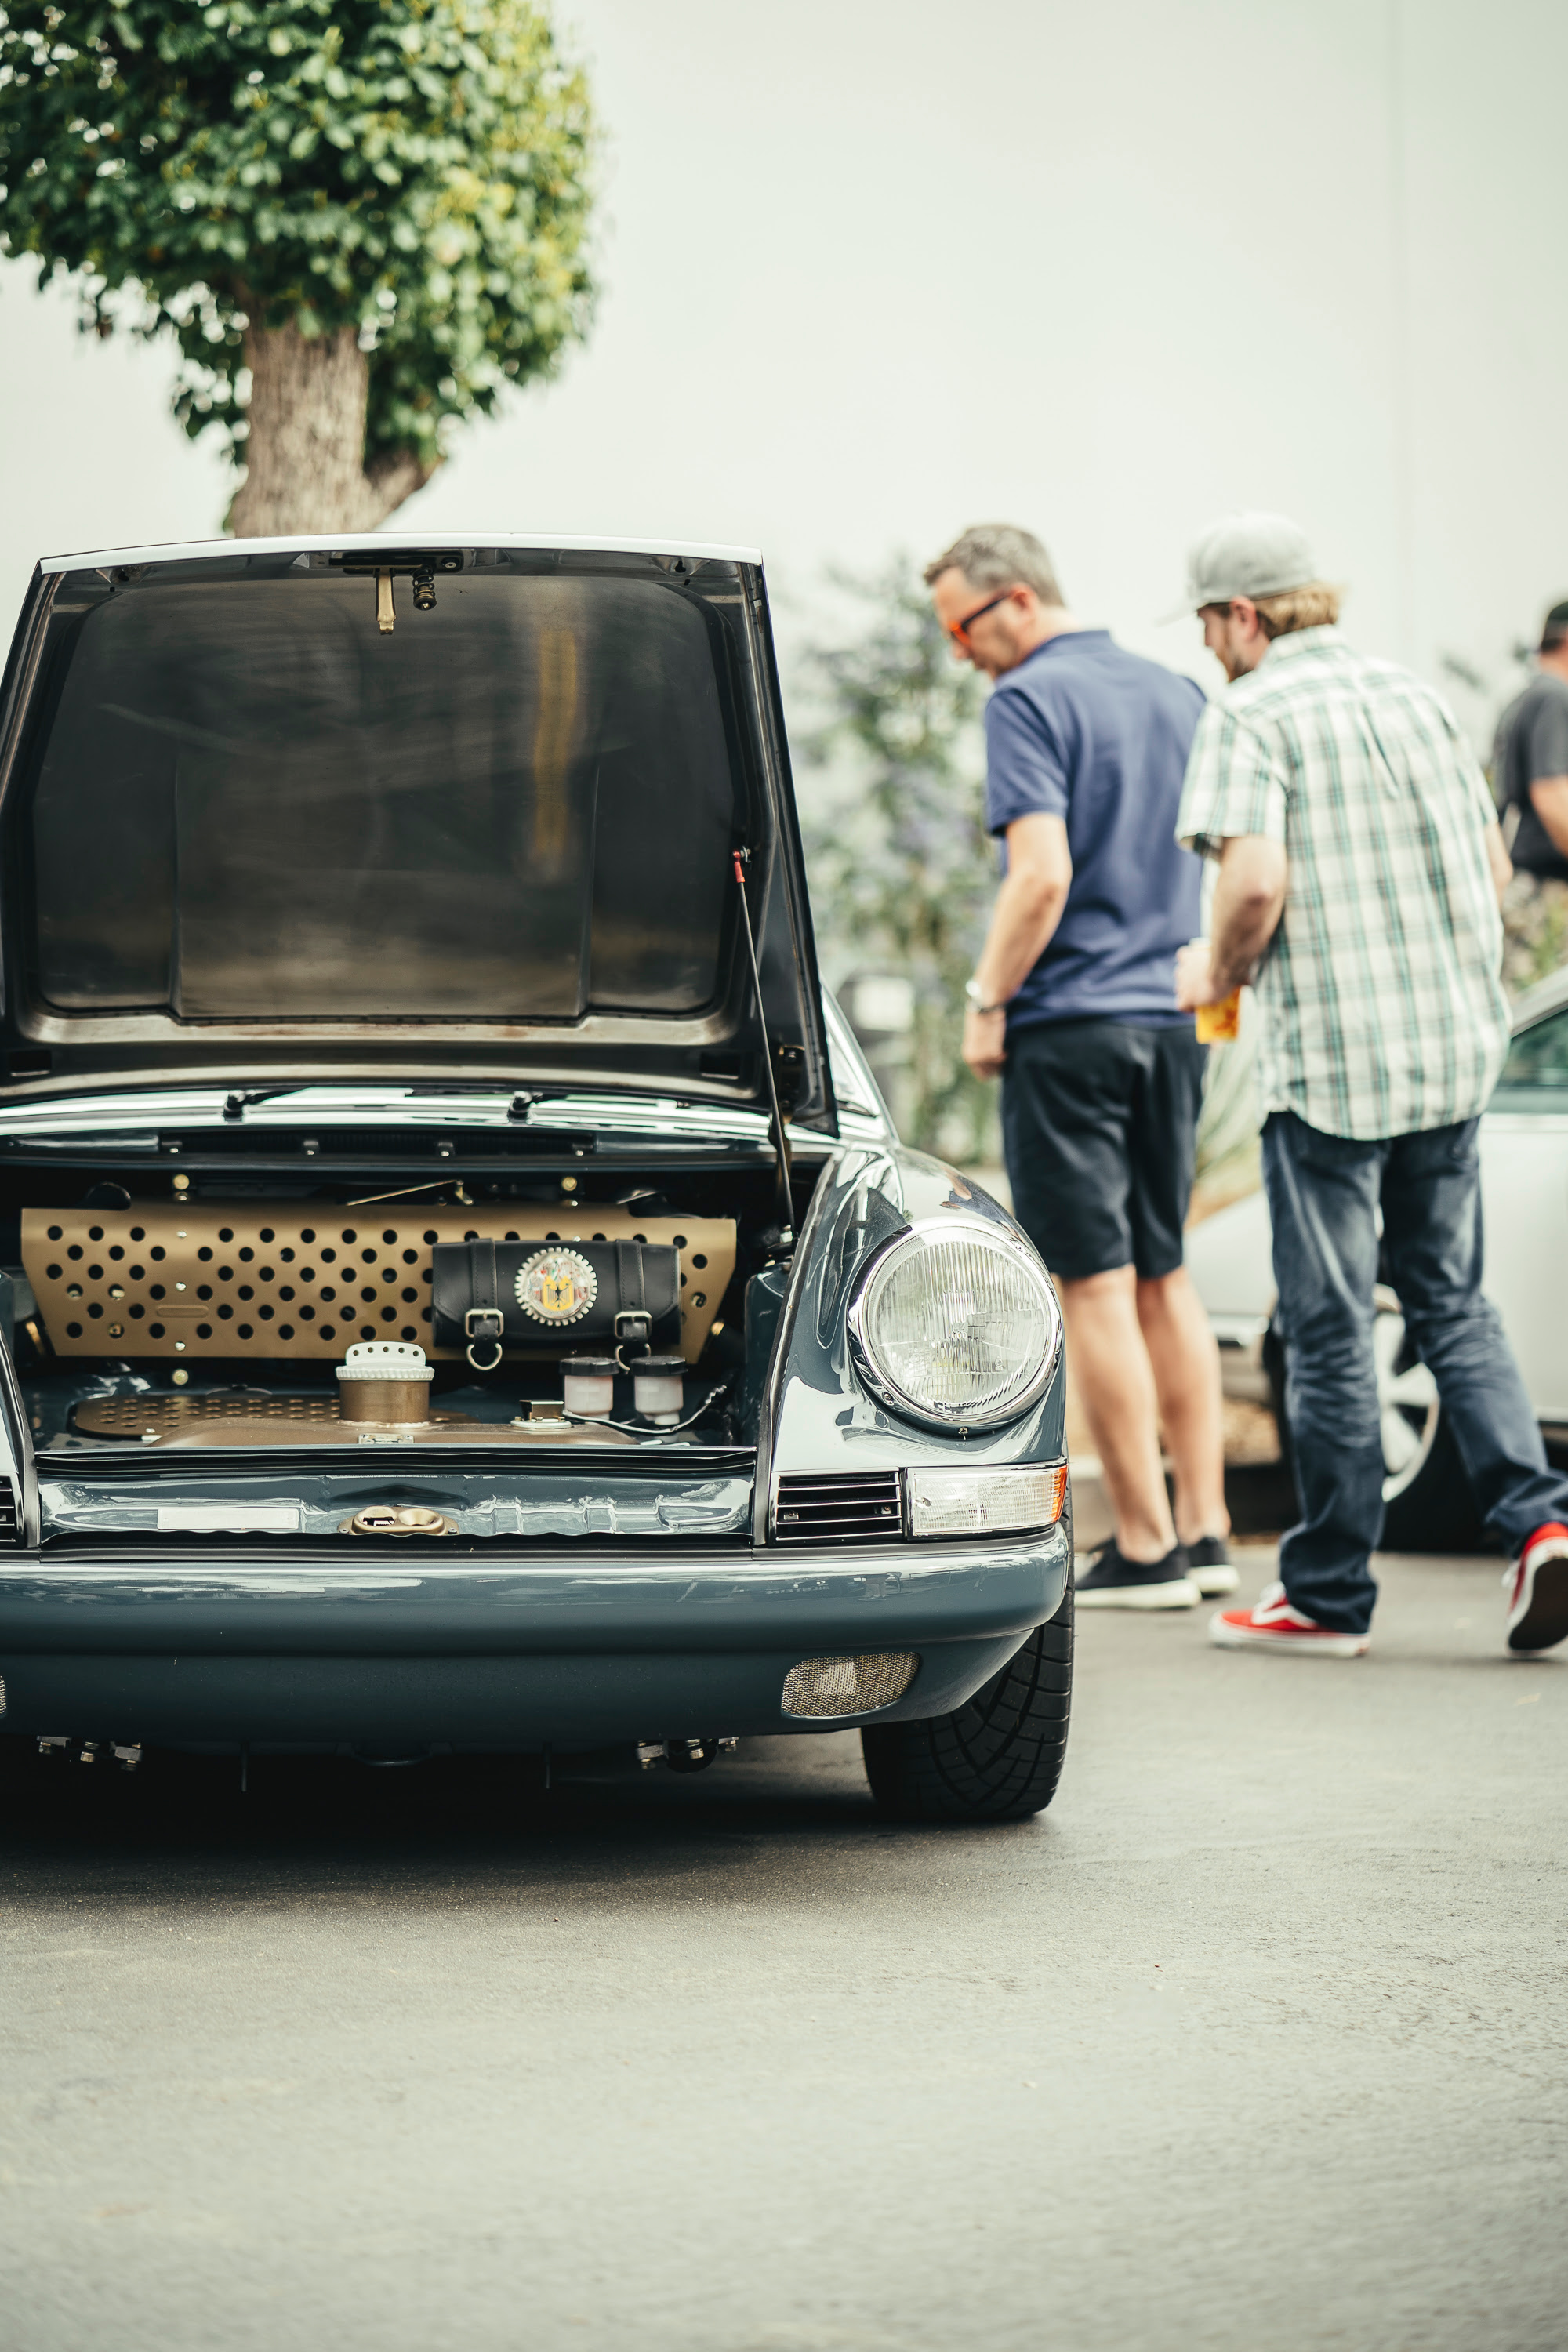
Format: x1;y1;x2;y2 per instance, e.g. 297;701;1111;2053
923;523;1065;607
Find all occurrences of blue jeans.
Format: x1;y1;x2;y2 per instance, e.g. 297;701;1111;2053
1262;1110;1568;1632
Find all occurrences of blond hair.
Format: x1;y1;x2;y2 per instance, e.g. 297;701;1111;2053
1251;581;1341;638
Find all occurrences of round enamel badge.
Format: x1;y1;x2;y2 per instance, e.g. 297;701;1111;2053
514;1248;597;1325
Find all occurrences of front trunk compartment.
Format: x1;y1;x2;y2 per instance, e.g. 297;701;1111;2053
0;1138;820;1540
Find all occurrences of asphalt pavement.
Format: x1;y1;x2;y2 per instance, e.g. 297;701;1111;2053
3;1544;1565;2352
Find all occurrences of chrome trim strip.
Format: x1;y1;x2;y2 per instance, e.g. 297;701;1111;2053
0;1083;794;1137
0;1526;1065;1588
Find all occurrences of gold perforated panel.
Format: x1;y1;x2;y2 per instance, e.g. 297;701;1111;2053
22;1203;736;1364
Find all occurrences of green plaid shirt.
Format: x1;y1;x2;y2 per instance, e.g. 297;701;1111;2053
1177;626;1508;1141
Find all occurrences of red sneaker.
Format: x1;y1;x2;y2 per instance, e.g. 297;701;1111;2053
1209;1580;1370;1658
1504;1523;1568;1653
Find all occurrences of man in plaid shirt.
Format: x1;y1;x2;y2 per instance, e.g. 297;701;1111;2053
1174;511;1568;1658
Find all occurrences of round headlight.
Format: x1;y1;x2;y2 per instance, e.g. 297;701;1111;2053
847;1218;1060;1429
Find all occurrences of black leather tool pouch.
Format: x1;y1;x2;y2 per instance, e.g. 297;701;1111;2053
431;1239;681;1369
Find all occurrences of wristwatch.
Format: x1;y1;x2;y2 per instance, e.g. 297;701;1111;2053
964;978;1008;1015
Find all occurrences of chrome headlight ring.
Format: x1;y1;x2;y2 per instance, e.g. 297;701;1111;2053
845;1214;1062;1432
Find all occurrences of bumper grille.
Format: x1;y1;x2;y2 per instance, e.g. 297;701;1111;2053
774;1471;903;1546
0;1475;17;1540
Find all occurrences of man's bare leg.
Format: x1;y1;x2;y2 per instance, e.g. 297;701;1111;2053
1135;1267;1230;1546
1058;1266;1177;1563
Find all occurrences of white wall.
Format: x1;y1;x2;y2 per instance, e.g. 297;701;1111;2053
3;0;1565;719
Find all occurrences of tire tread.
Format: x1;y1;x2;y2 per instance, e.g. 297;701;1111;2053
861;1576;1073;1824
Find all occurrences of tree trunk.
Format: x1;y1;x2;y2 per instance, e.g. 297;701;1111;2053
227;321;438;538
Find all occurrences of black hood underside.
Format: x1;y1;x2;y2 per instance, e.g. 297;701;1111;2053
0;539;833;1129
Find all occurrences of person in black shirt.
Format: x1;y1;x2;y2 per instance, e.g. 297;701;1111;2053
1494;601;1568;985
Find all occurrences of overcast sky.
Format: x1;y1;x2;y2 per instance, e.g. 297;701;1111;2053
3;0;1566;731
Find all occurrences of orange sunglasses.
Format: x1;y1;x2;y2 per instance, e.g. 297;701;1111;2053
946;588;1014;648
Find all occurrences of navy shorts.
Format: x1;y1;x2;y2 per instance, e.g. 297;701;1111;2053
1001;1018;1206;1283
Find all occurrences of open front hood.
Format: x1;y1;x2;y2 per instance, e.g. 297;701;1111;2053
0;535;835;1131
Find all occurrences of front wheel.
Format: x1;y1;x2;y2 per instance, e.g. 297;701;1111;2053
861;1575;1073;1824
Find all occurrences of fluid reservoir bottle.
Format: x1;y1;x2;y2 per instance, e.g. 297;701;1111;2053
633;1355;685;1426
561;1355;619;1417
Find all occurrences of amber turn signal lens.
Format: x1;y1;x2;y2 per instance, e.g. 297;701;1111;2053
903;1462;1066;1540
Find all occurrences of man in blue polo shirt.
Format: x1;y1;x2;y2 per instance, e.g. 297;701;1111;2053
925;522;1231;1607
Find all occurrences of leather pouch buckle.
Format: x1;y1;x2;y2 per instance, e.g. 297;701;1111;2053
464;1306;505;1372
614;1309;652;1351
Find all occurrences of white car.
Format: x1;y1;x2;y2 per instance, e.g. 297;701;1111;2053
1185;966;1568;1552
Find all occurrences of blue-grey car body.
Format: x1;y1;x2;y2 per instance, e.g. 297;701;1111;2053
0;535;1069;1757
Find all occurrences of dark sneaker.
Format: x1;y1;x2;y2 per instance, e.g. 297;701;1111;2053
1504;1523;1568;1653
1075;1539;1198;1610
1186;1534;1238;1598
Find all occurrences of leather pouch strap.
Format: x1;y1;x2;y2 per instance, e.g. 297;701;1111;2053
464;1239;505;1369
615;1240;652;1351
615;1241;646;1316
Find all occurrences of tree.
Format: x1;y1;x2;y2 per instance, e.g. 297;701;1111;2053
797;560;1000;1163
0;0;595;532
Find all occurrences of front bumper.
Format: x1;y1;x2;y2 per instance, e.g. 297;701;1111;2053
0;1529;1069;1750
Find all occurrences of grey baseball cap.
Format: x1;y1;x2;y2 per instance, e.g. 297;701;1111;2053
1163;510;1317;620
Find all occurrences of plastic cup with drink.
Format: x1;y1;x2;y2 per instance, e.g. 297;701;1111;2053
1186;938;1242;1043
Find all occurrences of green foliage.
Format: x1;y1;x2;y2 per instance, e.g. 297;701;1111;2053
1501;874;1568;996
0;0;595;476
798;560;1000;1161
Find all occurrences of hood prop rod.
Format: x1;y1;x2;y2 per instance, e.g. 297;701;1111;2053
732;851;794;1251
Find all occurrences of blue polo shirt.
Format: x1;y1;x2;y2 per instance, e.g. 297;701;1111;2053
984;630;1206;1029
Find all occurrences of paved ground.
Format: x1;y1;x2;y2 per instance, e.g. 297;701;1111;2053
3;1545;1565;2352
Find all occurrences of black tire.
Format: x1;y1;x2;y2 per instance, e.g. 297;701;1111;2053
861;1573;1073;1825
1379;1411;1485;1552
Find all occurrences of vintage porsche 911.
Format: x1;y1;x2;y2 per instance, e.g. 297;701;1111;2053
0;534;1072;1822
